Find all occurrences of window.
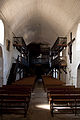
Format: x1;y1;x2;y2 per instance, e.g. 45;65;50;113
0;19;4;45
60;51;62;56
53;68;58;78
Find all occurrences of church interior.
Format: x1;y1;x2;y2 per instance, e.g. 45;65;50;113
0;0;80;120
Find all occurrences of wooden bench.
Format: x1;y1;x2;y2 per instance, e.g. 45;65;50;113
0;94;30;117
42;76;65;91
0;85;31;117
0;76;37;118
12;76;36;91
2;85;31;93
47;85;75;100
49;88;80;116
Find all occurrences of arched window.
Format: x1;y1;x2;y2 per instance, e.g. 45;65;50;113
0;19;4;45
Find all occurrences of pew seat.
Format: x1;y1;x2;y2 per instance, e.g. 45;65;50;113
49;89;80;116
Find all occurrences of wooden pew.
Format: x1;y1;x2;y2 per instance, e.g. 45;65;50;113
49;88;80;116
42;76;65;91
0;94;30;117
42;76;80;116
47;85;75;100
0;85;31;117
12;76;36;91
2;85;31;93
0;76;37;117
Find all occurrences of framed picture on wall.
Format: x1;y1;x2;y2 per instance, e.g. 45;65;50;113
6;39;10;51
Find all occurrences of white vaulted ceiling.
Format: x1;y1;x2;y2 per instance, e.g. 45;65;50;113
0;0;80;46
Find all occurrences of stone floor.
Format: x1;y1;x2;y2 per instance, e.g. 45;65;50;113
1;79;80;120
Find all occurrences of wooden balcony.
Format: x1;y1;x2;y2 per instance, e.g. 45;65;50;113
51;37;67;55
52;56;67;73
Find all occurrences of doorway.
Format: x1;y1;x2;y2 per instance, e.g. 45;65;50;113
77;64;80;88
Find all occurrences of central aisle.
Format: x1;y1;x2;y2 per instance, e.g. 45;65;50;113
27;79;53;120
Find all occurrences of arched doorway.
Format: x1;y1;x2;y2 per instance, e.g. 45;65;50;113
77;64;80;88
0;46;3;87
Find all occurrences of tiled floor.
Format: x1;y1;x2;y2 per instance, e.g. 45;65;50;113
1;79;80;120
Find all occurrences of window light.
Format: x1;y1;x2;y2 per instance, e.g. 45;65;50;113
0;19;4;45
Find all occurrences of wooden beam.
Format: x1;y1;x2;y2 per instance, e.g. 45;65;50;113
57;44;67;47
13;43;24;47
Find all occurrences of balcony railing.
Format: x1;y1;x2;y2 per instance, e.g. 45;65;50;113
31;58;49;64
52;56;67;67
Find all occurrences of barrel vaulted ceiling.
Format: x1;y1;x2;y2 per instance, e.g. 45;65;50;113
0;0;80;46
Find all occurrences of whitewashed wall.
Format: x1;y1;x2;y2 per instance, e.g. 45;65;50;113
66;21;80;87
0;14;20;85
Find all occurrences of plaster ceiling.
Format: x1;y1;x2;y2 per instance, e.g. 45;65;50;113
0;0;80;46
